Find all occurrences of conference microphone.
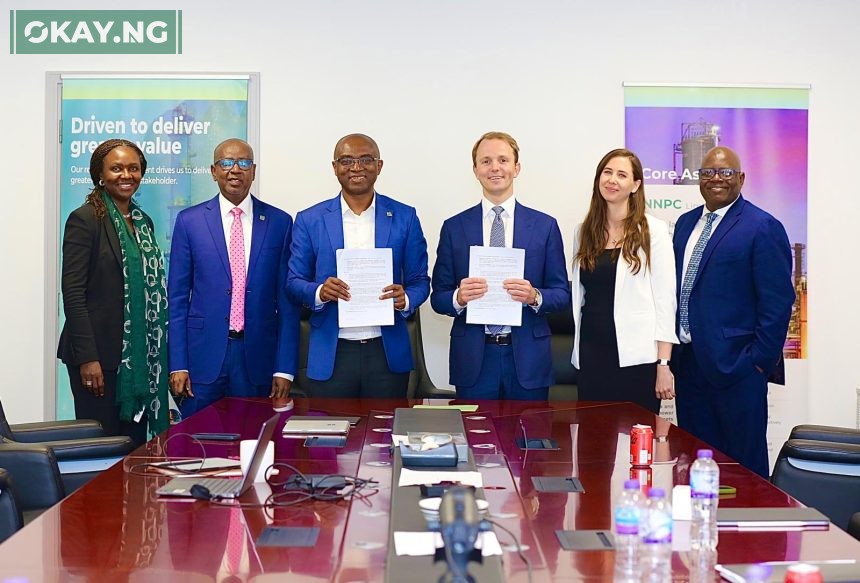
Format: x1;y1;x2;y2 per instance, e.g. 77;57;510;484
438;486;480;583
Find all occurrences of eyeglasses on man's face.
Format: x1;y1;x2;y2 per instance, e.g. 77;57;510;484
698;168;741;180
215;158;254;170
334;156;378;169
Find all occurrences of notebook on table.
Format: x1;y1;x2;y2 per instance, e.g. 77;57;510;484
156;413;279;499
282;418;351;436
716;507;830;530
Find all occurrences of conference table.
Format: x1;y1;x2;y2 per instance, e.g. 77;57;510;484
1;396;858;582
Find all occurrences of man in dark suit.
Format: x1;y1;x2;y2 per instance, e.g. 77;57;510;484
671;146;794;477
287;134;430;398
431;132;570;400
168;138;299;417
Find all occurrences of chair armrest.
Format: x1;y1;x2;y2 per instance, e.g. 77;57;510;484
43;436;135;461
789;424;860;445
0;442;65;510
10;419;105;442
0;468;23;543
781;438;860;465
416;385;457;399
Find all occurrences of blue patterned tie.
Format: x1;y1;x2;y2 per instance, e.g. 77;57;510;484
487;206;506;335
680;212;717;334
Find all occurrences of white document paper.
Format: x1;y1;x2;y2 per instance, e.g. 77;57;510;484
466;246;525;326
393;531;503;557
398;468;484;488
336;248;394;328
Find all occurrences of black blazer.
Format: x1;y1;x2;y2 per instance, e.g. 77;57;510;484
57;204;125;369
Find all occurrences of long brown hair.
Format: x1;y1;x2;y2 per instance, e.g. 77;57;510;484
84;139;147;219
575;148;650;274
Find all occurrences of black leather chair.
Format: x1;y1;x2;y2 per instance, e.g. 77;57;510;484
292;307;454;399
0;469;23;543
547;293;578;401
771;424;860;531
848;512;860;542
0;400;135;495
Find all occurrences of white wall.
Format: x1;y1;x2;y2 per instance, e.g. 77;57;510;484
1;0;857;427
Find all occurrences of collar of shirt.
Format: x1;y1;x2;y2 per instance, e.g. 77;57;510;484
219;193;254;222
218;194;253;267
340;193;376;219
481;194;516;221
700;194;738;221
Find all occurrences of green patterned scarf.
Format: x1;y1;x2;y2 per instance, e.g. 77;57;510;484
102;192;169;436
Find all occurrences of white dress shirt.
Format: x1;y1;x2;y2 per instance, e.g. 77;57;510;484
678;197;738;343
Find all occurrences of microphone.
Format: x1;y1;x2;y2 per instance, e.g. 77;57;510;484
438;486;480;583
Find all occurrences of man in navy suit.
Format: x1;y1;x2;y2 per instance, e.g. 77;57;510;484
672;146;794;477
168;138;299;417
287;134;430;398
431;132;570;400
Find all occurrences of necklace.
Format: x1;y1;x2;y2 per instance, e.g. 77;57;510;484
123;212;131;219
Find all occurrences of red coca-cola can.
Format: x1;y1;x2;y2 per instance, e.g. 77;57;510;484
630;424;654;467
630;465;652;493
784;564;823;583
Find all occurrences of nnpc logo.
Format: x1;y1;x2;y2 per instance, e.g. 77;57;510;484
10;10;182;54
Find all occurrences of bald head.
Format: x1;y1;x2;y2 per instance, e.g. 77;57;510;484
333;134;380;160
214;138;254;162
699;146;745;211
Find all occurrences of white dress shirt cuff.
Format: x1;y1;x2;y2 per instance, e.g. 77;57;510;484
273;373;294;381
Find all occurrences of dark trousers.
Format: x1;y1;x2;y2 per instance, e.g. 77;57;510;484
67;365;148;446
456;344;549;401
304;338;409;399
178;337;269;418
674;343;770;478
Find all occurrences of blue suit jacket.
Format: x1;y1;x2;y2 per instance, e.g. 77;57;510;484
430;202;570;389
168;195;299;385
286;193;430;381
672;195;794;388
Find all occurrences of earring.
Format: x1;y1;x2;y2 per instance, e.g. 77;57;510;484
98;179;105;187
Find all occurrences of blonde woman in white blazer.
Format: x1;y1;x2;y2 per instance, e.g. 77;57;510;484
571;149;678;413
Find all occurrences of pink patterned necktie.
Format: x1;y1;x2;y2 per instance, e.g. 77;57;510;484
228;207;246;332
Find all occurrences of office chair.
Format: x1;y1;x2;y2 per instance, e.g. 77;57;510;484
0;400;135;494
848;512;860;542
547;292;578;401
771;424;860;531
0;468;23;543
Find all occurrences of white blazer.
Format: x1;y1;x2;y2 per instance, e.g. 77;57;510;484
570;213;678;368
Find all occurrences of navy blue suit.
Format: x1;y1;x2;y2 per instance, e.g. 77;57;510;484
671;194;794;477
168;195;299;411
431;202;570;395
286;193;430;382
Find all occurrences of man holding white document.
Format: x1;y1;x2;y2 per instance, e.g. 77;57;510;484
287;134;430;397
431;132;570;400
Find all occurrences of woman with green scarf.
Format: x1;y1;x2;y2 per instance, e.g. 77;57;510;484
58;139;169;445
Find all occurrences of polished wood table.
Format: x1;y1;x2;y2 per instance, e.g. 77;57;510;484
1;397;858;581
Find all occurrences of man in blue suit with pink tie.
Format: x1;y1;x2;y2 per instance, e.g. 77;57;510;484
168;138;299;417
671;146;794;477
287;134;430;398
431;132;570;400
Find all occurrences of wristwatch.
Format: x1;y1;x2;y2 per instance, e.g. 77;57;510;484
657;358;671;366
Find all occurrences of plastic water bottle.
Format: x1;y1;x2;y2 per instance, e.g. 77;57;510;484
614;479;644;578
690;448;719;551
641;487;672;582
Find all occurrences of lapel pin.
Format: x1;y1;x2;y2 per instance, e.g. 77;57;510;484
259;215;266;221
386;211;393;217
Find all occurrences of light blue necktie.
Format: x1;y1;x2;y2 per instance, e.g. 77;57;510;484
487;206;506;335
679;212;717;334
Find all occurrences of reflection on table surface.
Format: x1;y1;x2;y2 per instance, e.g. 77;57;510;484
0;396;858;582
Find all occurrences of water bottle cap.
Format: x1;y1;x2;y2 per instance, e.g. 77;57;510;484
697;449;714;458
648;487;665;498
624;479;640;489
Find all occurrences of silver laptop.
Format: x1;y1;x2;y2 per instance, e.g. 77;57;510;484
156;414;279;499
282;418;351;435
